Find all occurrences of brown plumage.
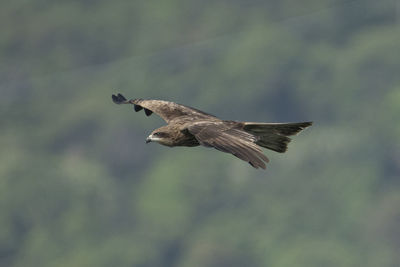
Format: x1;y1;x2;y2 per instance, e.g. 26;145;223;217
112;93;312;169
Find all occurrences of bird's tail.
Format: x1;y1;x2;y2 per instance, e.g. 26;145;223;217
243;122;312;153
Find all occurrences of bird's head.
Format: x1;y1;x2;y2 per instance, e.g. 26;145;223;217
146;127;173;146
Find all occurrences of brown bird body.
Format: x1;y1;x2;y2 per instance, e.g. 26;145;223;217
112;93;312;169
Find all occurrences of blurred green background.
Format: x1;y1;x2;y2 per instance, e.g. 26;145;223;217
1;0;400;266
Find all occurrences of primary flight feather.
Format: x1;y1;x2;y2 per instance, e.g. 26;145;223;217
112;93;312;169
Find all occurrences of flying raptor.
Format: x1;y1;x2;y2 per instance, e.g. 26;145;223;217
112;93;312;169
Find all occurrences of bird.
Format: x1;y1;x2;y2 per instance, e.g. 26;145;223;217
112;93;312;169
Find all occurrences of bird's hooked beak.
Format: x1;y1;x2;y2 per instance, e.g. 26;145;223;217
146;135;152;143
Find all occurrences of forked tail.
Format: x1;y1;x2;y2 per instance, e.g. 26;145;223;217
243;122;312;153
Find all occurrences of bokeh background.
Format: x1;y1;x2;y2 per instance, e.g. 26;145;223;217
1;0;400;266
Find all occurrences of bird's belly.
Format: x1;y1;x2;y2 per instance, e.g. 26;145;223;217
172;134;199;147
175;137;200;147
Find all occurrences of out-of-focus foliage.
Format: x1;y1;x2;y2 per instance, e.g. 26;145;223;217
1;0;400;266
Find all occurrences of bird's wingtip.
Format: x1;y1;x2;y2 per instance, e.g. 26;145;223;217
112;93;127;104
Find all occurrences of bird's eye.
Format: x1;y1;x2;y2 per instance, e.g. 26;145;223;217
154;132;168;138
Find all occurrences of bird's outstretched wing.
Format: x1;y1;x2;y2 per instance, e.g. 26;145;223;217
112;93;215;123
188;121;270;169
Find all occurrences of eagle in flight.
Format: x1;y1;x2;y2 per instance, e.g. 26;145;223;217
112;93;312;169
